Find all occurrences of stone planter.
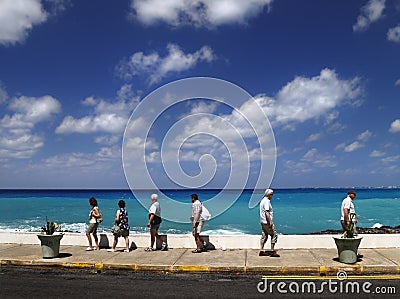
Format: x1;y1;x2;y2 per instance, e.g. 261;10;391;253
333;235;362;264
37;233;64;258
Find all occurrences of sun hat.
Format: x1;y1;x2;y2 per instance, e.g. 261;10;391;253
265;189;274;196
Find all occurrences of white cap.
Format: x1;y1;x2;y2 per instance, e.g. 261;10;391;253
151;194;158;200
265;189;274;196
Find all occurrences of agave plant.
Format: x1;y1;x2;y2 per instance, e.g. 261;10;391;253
41;216;60;235
343;213;356;238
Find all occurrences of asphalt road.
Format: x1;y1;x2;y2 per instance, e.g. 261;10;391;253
0;267;398;299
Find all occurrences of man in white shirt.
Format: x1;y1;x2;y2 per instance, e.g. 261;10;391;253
259;189;279;257
340;189;363;258
341;189;357;233
191;193;207;253
145;194;167;251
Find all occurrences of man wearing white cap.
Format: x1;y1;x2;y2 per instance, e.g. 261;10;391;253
259;188;280;257
145;194;168;251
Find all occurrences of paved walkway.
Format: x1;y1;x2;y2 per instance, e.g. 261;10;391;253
0;243;399;276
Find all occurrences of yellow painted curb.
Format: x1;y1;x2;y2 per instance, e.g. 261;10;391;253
64;262;95;269
175;265;210;272
319;266;327;275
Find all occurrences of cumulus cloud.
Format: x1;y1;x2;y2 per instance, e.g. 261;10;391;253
353;0;385;32
284;148;337;174
55;96;139;135
255;68;362;125
0;95;61;158
130;0;273;27
387;25;400;43
0;0;47;45
0;82;8;104
370;150;385;157
117;43;216;85
335;130;372;153
357;130;372;142
306;133;321;143
389;119;400;133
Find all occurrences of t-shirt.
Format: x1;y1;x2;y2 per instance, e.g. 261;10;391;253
192;200;202;222
89;206;98;224
341;196;356;221
260;197;273;224
148;201;161;217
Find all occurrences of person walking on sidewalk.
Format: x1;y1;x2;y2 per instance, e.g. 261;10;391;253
145;194;168;252
259;189;280;257
85;197;100;251
340;189;363;258
108;200;130;252
191;193;207;253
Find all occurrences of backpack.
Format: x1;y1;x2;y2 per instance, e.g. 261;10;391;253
96;211;103;223
201;204;211;221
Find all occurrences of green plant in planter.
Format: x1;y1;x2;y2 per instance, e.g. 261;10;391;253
343;213;356;238
41;216;61;235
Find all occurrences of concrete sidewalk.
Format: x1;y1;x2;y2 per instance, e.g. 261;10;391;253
1;243;399;276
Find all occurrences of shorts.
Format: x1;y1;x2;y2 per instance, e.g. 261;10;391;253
150;224;160;230
120;229;129;237
260;223;278;245
193;221;205;235
86;223;98;234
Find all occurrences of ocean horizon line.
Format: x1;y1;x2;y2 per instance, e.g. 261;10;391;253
1;186;399;191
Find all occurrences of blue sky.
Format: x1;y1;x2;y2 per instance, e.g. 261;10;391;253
0;0;399;189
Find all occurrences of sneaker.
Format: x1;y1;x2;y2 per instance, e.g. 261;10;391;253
161;243;168;251
85;247;95;251
144;247;154;252
107;249;116;252
123;249;129;252
259;251;269;256
270;251;280;257
357;253;363;258
192;248;202;253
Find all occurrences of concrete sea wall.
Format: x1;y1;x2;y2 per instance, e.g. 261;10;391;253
0;232;399;249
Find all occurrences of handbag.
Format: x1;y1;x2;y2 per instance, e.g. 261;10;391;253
111;224;121;236
151;215;162;225
96;211;103;223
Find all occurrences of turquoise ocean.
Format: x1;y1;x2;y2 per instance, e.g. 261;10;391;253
0;189;399;235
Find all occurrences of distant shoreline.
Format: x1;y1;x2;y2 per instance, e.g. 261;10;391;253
310;225;400;235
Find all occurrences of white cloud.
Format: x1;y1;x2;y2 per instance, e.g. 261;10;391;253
389;119;400;133
284;148;336;174
0;0;47;46
117;43;216;85
353;0;385;32
42;146;121;171
0;82;8;104
130;0;272;27
301;148;337;167
344;141;363;152
55;96;139;135
357;130;372;142
0;95;61;158
256;68;362;125
335;130;372;153
306;133;321;143
370;150;385;157
387;25;400;43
